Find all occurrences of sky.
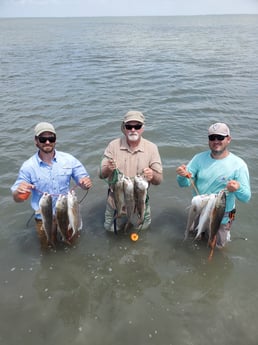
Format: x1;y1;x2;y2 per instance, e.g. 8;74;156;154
1;0;258;17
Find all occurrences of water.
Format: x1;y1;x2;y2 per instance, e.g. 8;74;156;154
1;15;258;345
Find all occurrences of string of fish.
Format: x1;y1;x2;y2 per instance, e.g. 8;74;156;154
184;188;228;260
108;167;149;235
26;186;89;245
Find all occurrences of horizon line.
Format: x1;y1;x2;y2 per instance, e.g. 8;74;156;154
1;13;258;19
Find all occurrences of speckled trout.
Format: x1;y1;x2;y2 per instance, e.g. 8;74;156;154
208;190;226;260
112;170;125;218
123;176;135;232
184;194;210;240
56;194;71;245
67;190;82;240
39;192;54;246
134;174;149;226
194;194;217;240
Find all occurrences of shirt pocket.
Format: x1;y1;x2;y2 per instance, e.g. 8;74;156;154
56;167;73;193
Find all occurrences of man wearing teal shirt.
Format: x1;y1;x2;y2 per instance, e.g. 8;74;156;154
176;122;251;248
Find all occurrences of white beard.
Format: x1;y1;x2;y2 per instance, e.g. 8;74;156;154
127;132;139;142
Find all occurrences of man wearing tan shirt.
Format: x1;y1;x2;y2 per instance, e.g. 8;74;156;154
99;110;163;233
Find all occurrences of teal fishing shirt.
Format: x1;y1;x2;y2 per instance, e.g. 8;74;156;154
177;150;251;224
11;150;90;218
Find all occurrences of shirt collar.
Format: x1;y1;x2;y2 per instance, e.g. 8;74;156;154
36;150;57;164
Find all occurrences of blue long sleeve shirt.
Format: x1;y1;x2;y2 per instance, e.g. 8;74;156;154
177;150;251;223
11;150;90;218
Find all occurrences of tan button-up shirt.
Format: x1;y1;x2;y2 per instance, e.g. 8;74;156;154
101;136;163;179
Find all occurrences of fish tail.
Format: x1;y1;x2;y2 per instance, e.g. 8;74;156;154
69;229;76;240
136;217;144;226
49;226;57;248
64;238;72;246
183;231;189;241
124;221;131;233
208;235;217;261
113;213;121;219
57;227;71;245
66;225;75;240
47;236;56;249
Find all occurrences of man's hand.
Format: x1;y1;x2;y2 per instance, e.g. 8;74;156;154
226;180;240;192
79;177;92;190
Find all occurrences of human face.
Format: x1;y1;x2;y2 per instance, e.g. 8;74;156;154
124;121;144;143
35;131;56;154
208;134;231;158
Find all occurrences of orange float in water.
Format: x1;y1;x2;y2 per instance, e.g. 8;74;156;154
130;233;139;242
19;191;31;201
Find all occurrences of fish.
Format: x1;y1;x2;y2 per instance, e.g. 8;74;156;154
194;194;217;240
123;176;135;232
67;190;82;240
134;174;149;226
39;192;54;247
208;190;226;260
184;194;210;240
55;194;71;245
112;170;125;218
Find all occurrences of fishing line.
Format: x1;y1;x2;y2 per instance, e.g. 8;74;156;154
78;188;89;204
26;212;35;227
190;179;199;195
33;187;60;197
68;184;90;204
185;172;199;195
34;184;88;200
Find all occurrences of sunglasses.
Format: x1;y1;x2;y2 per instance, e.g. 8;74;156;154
37;136;56;143
124;124;143;130
208;134;228;141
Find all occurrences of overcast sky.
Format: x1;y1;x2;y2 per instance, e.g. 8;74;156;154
1;0;258;17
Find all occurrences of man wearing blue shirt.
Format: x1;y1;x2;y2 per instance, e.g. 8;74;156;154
11;122;92;248
176;122;251;248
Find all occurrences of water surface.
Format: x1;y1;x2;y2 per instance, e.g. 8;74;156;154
1;15;258;345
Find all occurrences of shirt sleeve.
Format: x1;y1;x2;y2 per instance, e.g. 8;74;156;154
176;175;191;188
233;164;251;203
71;156;90;184
149;144;163;174
10;163;32;192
